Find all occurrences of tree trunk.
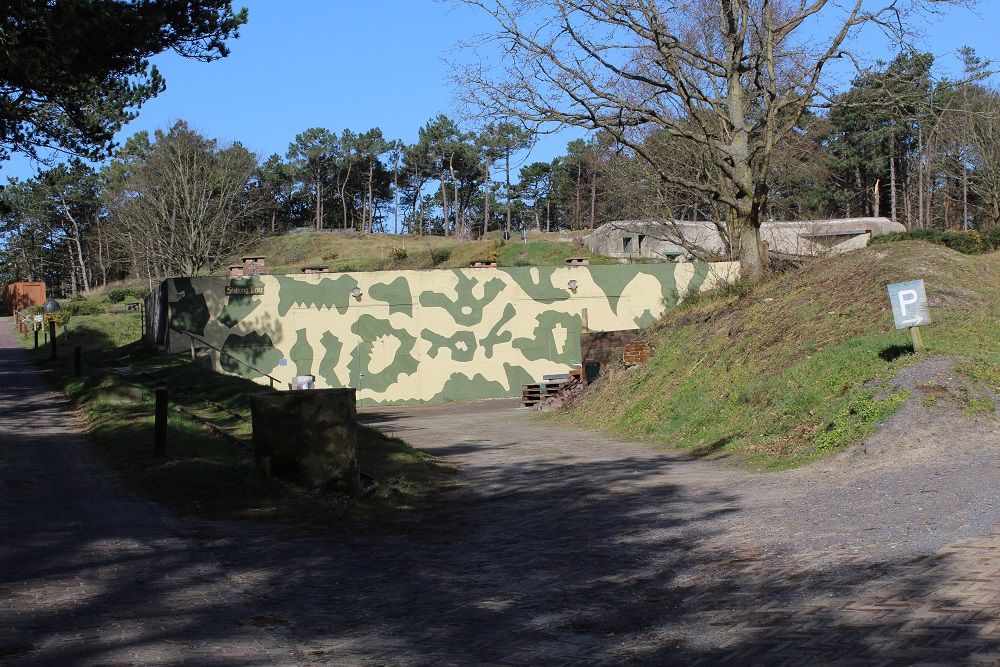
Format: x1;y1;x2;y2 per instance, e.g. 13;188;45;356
96;219;107;288
66;242;77;296
962;163;969;230
340;162;352;230
367;161;375;234
738;223;769;281
589;171;596;229
504;146;513;237
483;165;490;238
574;163;582;229
448;155;462;239
890;151;897;223
315;177;323;230
439;173;449;236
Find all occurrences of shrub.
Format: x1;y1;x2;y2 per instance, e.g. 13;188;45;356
390;247;408;261
63;296;105;316
430;248;451;265
103;286;149;303
872;228;1000;254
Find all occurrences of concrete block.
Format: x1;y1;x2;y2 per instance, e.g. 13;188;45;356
250;388;361;495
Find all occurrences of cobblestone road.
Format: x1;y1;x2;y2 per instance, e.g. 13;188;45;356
0;321;301;665
1;317;998;665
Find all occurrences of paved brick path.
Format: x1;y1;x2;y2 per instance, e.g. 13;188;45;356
0;320;300;665
1;317;999;665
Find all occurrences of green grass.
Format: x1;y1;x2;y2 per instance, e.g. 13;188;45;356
557;241;1000;469
20;330;455;524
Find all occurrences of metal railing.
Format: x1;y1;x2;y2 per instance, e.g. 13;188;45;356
169;325;282;389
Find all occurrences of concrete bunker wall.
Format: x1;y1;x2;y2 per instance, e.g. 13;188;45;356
161;262;738;406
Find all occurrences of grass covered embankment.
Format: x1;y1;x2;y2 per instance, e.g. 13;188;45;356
20;334;455;524
560;241;1000;469
238;230;615;274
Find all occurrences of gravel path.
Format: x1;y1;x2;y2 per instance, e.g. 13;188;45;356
1;317;998;664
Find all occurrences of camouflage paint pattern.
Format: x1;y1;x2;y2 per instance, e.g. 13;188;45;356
164;262;738;406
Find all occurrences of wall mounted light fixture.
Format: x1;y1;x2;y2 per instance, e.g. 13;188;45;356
350;287;363;300
567;279;579;292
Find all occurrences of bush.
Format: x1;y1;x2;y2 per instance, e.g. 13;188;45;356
430;248;451;265
872;228;1000;254
62;296;105;316
390;247;408;261
103;286;149;303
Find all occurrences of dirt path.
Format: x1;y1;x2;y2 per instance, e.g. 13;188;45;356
1;317;998;664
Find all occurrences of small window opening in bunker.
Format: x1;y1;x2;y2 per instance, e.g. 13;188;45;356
622;235;633;253
637;234;646;251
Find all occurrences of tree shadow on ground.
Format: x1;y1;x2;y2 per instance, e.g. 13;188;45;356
2;328;998;665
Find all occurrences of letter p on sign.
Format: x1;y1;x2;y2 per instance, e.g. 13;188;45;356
887;279;930;330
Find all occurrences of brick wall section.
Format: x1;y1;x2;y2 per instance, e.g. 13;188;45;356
623;340;653;364
242;257;266;276
580;330;642;366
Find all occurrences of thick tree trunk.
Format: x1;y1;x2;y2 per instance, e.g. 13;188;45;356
738;223;769;281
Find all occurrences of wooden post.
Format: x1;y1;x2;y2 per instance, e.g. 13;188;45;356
74;346;82;376
33;328;38;349
154;388;168;458
49;320;57;360
581;307;590;334
910;326;925;353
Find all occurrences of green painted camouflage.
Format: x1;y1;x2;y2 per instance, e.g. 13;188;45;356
163;262;738;406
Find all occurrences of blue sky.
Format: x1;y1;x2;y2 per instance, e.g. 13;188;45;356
4;0;996;181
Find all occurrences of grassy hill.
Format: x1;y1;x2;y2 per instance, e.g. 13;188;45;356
558;241;1000;469
235;229;617;274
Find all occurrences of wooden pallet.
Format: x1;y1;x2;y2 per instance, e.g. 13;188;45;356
521;381;569;407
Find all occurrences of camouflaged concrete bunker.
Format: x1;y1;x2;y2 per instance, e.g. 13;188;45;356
157;262;738;406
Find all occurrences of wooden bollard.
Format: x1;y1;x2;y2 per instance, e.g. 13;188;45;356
154;388;168;458
49;320;57;360
33;328;38;349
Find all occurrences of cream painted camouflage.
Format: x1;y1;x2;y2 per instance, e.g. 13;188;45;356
163;263;738;406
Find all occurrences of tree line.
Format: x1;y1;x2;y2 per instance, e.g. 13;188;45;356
2;1;996;290
4;46;999;293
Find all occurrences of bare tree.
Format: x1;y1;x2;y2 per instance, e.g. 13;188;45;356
107;122;263;277
455;0;974;278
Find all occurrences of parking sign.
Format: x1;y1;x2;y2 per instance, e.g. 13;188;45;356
887;279;930;329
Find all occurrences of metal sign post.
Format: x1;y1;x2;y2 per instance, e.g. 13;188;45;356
887;279;930;352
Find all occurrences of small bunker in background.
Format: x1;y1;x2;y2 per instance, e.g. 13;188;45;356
250;388;361;495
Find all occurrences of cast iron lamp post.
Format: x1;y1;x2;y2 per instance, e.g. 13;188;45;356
43;299;60;360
